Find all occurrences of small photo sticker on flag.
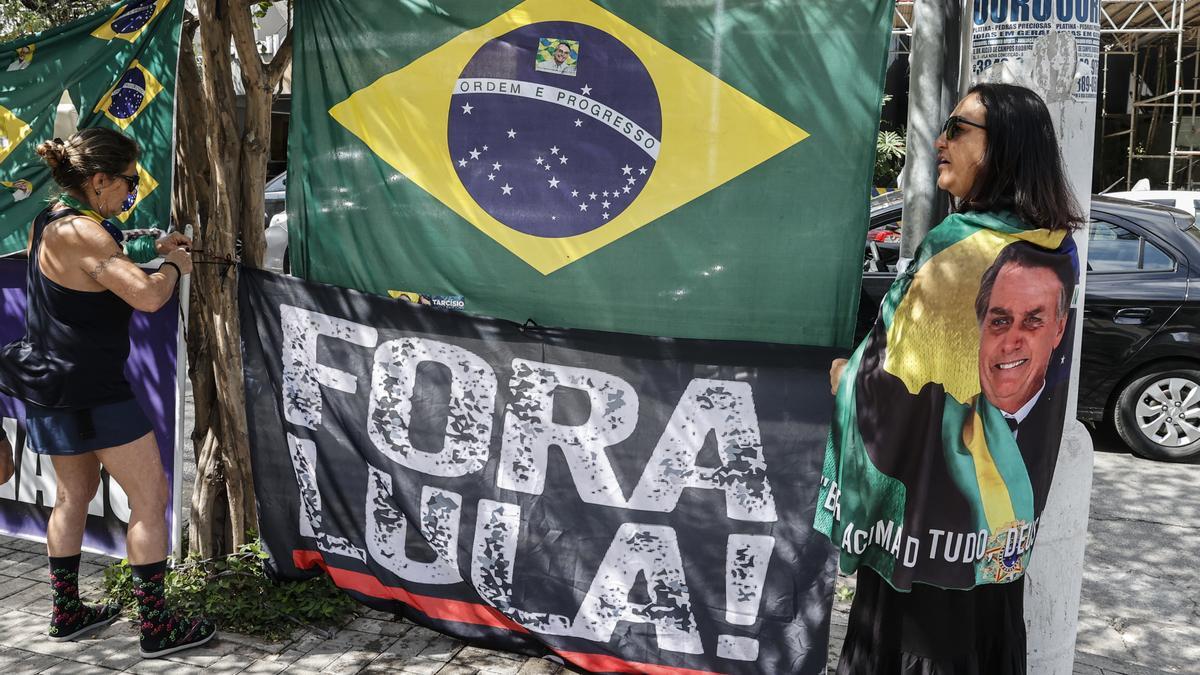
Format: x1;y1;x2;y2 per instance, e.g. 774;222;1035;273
535;38;579;77
93;60;164;130
6;45;34;72
1;179;33;201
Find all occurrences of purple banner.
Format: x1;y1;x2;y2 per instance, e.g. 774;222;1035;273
0;257;181;558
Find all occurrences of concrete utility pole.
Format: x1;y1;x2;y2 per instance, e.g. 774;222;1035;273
967;1;1100;673
900;0;963;261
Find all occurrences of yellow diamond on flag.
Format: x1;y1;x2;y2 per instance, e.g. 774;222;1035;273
93;60;164;130
0;104;32;167
92;0;170;43
116;162;158;223
330;0;809;275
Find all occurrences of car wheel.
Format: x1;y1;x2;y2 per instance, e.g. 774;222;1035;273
1114;363;1200;461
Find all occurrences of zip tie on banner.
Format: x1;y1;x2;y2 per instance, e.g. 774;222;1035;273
120;227;163;243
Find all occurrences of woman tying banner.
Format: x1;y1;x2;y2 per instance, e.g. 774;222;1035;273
0;128;214;657
816;83;1083;673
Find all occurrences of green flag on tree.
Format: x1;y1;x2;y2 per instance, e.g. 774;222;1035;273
0;0;182;255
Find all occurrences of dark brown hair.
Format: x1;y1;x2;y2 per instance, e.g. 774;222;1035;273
35;128;139;192
958;83;1084;232
975;241;1076;324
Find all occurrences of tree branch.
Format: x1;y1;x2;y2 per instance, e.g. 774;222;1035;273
228;1;267;93
266;29;292;91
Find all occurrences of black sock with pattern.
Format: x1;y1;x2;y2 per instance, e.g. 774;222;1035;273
48;553;120;640
131;560;215;658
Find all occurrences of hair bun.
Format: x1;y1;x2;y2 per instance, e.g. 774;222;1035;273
35;138;68;170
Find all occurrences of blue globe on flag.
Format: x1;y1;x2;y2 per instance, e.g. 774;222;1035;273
448;22;661;239
107;68;147;121
111;0;157;35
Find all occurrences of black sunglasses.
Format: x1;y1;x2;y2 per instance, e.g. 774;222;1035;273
941;115;987;140
117;172;139;192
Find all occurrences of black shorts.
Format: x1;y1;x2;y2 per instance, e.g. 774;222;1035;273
24;399;153;456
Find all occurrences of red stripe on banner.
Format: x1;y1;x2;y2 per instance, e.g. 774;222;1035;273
292;550;728;675
292;549;527;633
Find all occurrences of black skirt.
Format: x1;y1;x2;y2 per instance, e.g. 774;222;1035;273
836;568;1026;675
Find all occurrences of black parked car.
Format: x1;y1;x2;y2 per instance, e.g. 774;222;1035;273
859;193;1200;462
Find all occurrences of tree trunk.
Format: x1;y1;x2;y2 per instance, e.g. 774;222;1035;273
181;0;292;557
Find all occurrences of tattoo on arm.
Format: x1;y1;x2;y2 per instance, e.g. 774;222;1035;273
88;252;130;281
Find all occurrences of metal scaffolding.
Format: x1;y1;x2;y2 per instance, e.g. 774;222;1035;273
892;0;1200;190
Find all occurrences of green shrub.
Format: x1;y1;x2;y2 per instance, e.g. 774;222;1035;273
103;539;359;641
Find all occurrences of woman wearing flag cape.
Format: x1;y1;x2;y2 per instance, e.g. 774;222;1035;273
817;83;1083;673
0;128;215;658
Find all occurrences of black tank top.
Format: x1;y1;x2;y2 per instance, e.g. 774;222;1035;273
0;207;135;409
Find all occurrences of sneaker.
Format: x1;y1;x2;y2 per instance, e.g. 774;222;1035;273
139;617;217;658
48;603;121;641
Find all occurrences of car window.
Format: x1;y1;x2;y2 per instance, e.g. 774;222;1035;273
265;172;287;193
1088;219;1175;272
864;212;902;273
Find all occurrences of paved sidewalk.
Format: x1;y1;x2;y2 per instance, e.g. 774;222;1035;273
0;531;1158;675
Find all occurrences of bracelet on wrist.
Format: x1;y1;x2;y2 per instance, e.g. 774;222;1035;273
159;261;182;282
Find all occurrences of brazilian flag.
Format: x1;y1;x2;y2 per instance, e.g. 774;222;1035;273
0;0;182;255
290;0;893;344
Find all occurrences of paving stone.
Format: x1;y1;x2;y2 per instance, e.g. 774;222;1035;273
8;539;45;553
0;576;37;601
417;634;465;662
73;635;143;671
516;658;564;674
361;656;446;674
6;652;62;675
344;616;410;638
238;658;291;674
289;643;352;671
0;554;41;579
17;559;47;581
329;627;398;652
274;647;312;665
0;648;35;669
125;658;210;675
3;581;43;603
449;647;523;675
203;652;257;674
378;625;441;661
1074;650;1179;675
434;665;480;675
323;648;380;674
160;648;226;668
36;660;120;674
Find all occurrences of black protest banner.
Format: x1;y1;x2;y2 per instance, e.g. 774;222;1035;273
240;269;838;674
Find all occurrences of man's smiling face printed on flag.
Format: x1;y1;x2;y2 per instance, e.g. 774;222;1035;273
554;42;571;65
975;249;1069;414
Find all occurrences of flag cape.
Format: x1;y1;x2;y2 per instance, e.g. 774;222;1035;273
814;211;1079;590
